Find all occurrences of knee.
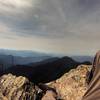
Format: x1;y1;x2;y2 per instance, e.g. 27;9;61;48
96;50;100;56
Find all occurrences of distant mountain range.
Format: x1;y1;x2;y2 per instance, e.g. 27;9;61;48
0;49;93;71
0;49;51;69
0;49;50;57
72;56;93;62
2;56;91;83
0;54;51;69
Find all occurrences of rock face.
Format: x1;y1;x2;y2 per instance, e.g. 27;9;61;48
41;91;56;100
0;65;92;100
0;74;58;100
0;74;37;100
47;65;92;100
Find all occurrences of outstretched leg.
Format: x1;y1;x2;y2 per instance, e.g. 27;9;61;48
82;51;100;100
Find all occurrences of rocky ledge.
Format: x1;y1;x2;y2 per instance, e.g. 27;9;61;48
0;74;38;100
47;65;92;100
0;65;92;100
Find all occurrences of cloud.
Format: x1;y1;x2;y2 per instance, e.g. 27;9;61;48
0;0;100;55
0;0;100;39
0;0;33;13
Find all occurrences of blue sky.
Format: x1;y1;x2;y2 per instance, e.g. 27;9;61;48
0;0;100;55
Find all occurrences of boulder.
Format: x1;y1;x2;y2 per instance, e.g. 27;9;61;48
47;65;92;100
0;74;38;100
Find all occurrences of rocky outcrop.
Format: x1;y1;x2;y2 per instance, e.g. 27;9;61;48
47;65;92;100
0;65;92;100
0;74;38;100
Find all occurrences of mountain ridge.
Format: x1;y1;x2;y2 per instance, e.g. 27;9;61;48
2;56;91;83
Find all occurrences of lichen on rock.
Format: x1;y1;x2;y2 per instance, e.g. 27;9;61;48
0;74;37;100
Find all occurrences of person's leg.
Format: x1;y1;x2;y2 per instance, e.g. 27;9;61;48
82;51;100;100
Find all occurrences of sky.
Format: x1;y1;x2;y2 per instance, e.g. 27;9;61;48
0;0;100;55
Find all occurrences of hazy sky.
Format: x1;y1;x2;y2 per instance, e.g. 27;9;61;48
0;0;100;55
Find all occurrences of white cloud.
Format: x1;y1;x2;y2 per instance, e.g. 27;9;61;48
0;0;33;8
0;0;38;15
